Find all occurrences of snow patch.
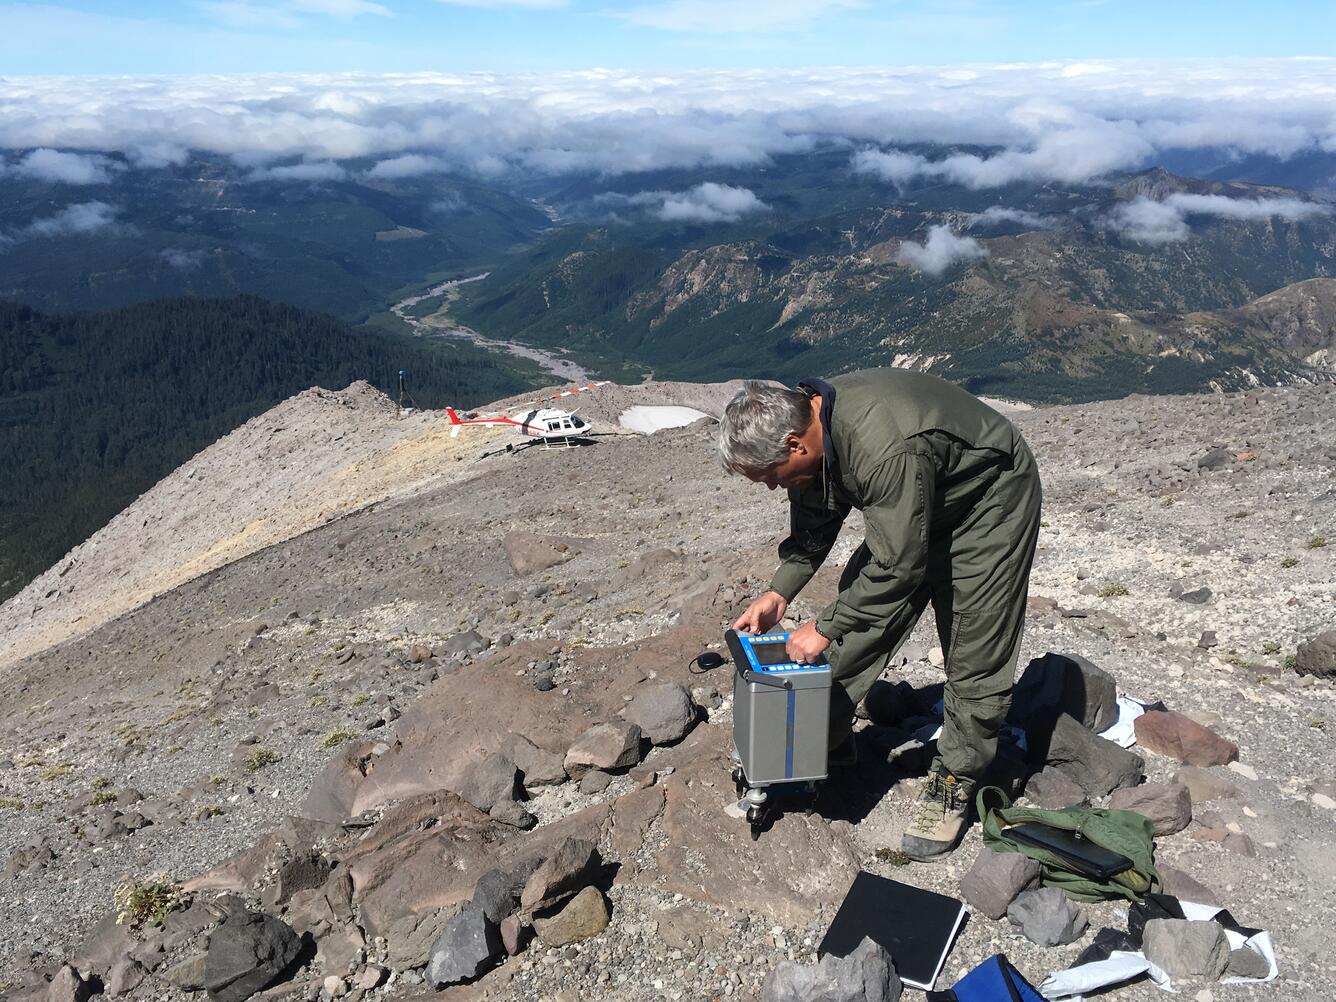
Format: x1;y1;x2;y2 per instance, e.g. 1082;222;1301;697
619;405;711;435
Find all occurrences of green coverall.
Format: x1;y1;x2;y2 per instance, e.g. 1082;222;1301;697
768;369;1042;784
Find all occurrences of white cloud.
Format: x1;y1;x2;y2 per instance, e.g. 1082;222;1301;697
199;0;389;28
853;118;1154;189
1109;192;1330;244
290;0;391;16
430;192;467;214
656;183;769;222
160;248;208;269
24;201;121;237
968;206;1058;229
599;182;770;223
1109;198;1188;244
198;2;303;29
246;160;348;181
366;153;452;179
897;224;987;275
3;61;1336;183
615;0;863;33
6;148;113;185
434;0;566;7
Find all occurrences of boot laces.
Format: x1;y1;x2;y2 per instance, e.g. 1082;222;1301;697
910;772;953;832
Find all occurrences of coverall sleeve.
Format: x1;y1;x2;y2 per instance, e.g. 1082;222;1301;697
815;449;934;641
768;486;851;602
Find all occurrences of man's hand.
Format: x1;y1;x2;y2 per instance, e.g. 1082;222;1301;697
732;591;788;635
785;621;831;664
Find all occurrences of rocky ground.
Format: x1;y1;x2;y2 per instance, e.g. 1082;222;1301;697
0;378;1333;1002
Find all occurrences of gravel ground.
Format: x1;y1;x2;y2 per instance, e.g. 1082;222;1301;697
1;380;1333;1001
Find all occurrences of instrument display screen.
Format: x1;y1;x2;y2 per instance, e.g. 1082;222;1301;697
751;641;793;667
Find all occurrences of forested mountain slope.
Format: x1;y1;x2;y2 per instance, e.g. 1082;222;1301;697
0;296;535;601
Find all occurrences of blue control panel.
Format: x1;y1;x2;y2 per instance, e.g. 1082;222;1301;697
731;632;829;674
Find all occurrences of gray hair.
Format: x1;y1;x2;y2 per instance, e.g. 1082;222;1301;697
717;381;812;474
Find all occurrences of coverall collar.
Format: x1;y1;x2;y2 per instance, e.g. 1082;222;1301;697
798;377;838;502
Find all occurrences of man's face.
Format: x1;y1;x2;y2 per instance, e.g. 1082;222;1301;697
743;439;822;491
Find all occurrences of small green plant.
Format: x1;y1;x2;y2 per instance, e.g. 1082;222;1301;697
89;790;118;806
1161;496;1176;508
1262;640;1282;656
243;748;281;773
1307;536;1328;549
320;730;358;749
1283;654;1298;672
1312;719;1327;731
114;874;188;927
875;847;911;866
90;777;113;790
209;774;227;786
613;607;644;618
192;805;224;821
1098;583;1129;598
309;694;329;707
1280;556;1299;569
0;796;24;810
41;765;73;781
350;693;370;707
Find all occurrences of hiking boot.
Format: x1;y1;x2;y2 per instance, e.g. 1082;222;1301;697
827;733;858;769
901;770;974;862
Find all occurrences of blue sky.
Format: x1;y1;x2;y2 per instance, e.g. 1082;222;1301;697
2;0;1334;76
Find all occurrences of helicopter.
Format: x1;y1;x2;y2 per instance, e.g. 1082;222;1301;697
445;380;611;448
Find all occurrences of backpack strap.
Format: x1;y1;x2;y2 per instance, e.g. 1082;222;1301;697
975;784;1011;823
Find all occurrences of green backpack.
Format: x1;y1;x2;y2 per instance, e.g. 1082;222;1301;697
975;786;1162;903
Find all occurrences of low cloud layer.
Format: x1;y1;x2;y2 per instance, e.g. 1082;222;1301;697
599;182;769;223
897;225;987;276
24;201;122;238
3;148;114;185
3;62;1336;186
245;161;347;182
1109;192;1330;244
968;206;1059;230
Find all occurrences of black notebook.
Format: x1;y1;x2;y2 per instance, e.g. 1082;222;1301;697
817;871;967;992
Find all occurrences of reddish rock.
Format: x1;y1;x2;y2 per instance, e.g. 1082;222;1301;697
46;964;93;1002
1134;711;1238;767
342;792;500;938
1023;767;1087;809
1158;865;1221;907
499;915;529;956
1108;782;1193;836
502;532;587;576
563;719;643;778
519;838;601;913
1223;832;1256;856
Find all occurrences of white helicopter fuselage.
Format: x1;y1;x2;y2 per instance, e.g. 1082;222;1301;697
517;407;590;439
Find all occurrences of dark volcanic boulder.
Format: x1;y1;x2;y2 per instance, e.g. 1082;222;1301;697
203;909;301;1002
1044;713;1144;797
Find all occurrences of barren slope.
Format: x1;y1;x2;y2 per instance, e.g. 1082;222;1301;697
1;380;1333;1002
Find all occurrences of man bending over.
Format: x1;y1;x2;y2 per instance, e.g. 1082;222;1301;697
719;369;1042;861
